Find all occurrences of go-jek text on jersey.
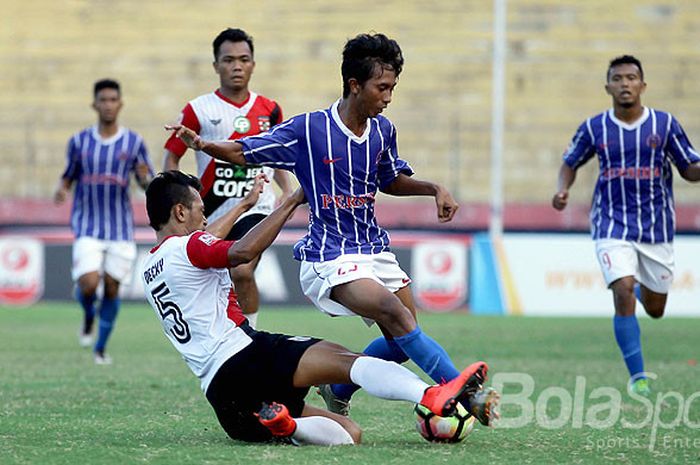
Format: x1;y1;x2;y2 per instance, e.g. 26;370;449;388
164;90;282;223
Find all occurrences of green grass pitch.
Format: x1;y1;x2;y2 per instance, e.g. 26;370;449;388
1;303;699;464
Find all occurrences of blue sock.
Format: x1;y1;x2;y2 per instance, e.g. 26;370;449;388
331;337;410;400
633;284;642;303
394;326;460;384
75;287;96;333
613;315;645;380
94;297;120;353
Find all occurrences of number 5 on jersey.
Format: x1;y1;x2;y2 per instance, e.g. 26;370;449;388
151;282;191;344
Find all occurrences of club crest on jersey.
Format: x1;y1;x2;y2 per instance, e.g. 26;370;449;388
646;133;662;149
198;233;217;246
209;119;222;126
258;116;271;132
233;116;251;134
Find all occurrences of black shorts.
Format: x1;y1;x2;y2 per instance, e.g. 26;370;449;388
205;323;321;442
225;213;268;241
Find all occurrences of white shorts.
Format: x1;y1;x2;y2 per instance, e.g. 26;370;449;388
594;239;674;294
72;237;137;283
299;252;411;323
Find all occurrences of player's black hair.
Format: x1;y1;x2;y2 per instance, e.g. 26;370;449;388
341;33;404;98
213;28;254;61
146;171;202;231
607;55;644;82
93;79;120;98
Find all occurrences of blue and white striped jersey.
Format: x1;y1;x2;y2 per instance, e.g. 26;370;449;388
563;108;700;243
240;100;414;262
62;126;154;241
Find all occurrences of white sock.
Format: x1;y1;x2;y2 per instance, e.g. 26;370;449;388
349;356;428;403
292;416;355;445
245;312;258;329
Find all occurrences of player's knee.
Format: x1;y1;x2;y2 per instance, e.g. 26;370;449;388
103;279;120;298
348;424;362;444
645;304;665;319
374;299;415;334
78;278;99;296
611;279;635;297
336;416;362;444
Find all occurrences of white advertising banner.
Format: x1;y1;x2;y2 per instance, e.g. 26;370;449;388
500;234;700;316
0;237;44;306
411;241;468;312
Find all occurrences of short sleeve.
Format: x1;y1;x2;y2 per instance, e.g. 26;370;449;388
164;103;201;157
61;135;81;181
562;120;596;169
186;232;233;269
134;136;155;177
377;122;414;190
239;116;303;171
666;116;700;172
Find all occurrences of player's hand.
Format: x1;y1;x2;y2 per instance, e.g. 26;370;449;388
241;174;269;210
435;186;459;223
136;162;149;179
552;190;569;210
164;124;203;151
53;186;68;205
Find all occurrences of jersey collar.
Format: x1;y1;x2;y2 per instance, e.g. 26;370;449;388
150;235;178;253
215;89;258;114
330;100;371;144
607;106;650;130
91;125;125;145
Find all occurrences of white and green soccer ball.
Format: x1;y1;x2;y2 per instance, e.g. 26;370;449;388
414;402;476;443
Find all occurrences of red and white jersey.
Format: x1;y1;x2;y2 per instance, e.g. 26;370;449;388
141;231;251;392
165;90;283;223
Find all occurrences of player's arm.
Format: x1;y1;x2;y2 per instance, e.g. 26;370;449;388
163;149;181;171
552;163;577;211
381;173;458;223
206;174;268;238
134;163;153;190
55;136;79;205
163;104;201;171
165;124;246;166
133;139;155;190
554;122;594;211
53;177;72;205
272;169;293;203
680;161;700;182
227;187;306;266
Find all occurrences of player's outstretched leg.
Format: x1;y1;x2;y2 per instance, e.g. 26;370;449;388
321;336;409;415
256;402;356;446
256;402;297;437
420;361;499;426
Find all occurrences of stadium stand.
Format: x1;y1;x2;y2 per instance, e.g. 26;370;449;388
2;0;699;230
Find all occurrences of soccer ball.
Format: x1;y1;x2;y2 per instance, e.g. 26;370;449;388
414;403;476;443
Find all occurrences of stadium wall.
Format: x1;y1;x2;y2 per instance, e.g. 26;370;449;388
0;230;472;312
2;230;699;316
